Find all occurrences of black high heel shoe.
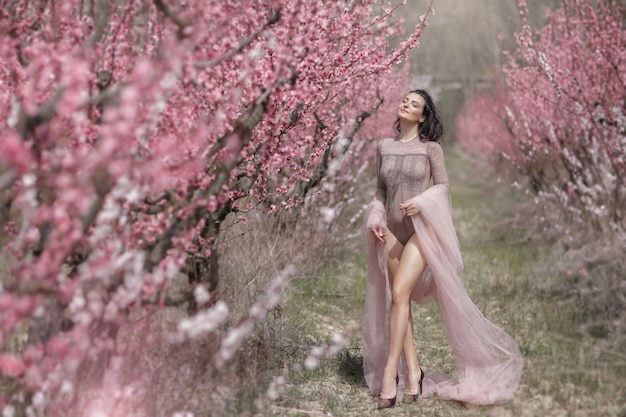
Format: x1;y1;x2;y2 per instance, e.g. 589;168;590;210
403;368;425;404
377;375;399;409
377;395;396;410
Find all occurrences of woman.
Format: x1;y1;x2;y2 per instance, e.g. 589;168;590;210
362;90;523;409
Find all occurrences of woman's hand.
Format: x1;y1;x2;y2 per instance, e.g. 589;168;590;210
399;201;420;217
371;226;388;243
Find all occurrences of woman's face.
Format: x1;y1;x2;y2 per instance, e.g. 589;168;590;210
397;92;426;124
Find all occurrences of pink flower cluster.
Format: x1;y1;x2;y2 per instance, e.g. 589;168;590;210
457;0;625;241
0;0;432;413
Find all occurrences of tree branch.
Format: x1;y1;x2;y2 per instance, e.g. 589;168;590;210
144;69;297;271
302;90;383;197
17;90;63;141
153;0;191;38
194;9;281;69
386;0;434;65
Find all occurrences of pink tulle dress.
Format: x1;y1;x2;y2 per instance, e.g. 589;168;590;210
362;137;523;404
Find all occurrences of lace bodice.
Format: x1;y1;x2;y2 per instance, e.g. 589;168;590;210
373;137;449;244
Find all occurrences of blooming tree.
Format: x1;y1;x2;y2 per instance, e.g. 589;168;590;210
0;0;433;414
457;0;625;246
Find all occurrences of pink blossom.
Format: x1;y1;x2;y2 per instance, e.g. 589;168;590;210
458;0;624;241
0;0;430;411
0;354;25;377
0;132;33;174
45;337;70;358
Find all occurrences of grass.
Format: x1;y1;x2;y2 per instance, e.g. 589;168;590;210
255;144;626;417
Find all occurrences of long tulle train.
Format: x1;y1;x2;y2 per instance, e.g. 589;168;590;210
362;184;523;404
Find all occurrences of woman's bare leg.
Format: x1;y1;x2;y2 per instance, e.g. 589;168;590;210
384;231;420;389
380;233;427;399
403;309;422;395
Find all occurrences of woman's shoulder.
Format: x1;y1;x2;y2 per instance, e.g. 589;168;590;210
425;140;444;154
376;137;396;150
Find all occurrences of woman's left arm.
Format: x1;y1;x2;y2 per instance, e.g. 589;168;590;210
428;142;450;189
400;142;449;216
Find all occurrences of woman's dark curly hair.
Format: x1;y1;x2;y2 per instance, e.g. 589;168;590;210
393;89;444;143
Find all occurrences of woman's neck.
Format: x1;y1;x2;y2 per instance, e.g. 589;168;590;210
398;122;419;142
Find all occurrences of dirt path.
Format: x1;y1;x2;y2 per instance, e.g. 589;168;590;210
264;145;625;417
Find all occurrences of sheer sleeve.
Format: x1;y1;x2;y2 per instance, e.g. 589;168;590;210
427;142;449;189
366;143;386;228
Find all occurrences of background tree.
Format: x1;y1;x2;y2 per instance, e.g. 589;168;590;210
403;0;564;141
457;0;625;257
